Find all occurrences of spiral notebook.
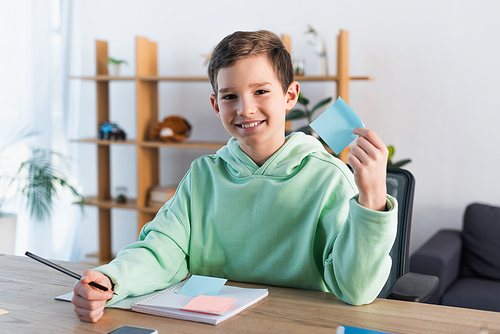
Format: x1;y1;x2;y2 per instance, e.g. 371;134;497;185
56;280;268;325
129;280;268;325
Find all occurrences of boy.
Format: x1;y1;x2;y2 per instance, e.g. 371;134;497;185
72;30;397;323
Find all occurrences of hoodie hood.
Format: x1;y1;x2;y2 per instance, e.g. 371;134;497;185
216;132;329;178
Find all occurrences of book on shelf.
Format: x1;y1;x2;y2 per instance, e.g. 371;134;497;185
55;277;268;325
148;185;176;204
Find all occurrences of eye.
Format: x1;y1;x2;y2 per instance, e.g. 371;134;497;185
221;94;237;100
255;90;268;95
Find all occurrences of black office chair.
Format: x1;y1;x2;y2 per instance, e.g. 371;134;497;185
377;168;439;302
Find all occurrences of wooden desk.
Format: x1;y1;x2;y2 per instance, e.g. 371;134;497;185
1;254;499;334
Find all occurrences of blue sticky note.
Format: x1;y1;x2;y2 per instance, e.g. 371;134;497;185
177;275;227;297
309;96;365;154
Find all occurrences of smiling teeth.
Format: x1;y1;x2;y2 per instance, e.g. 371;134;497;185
240;121;261;128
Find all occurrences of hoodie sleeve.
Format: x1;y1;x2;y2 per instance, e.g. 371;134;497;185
94;172;192;306
321;168;398;305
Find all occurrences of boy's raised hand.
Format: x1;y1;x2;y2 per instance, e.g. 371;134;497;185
72;269;114;323
347;128;389;212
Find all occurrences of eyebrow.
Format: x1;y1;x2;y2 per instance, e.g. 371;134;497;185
218;82;273;93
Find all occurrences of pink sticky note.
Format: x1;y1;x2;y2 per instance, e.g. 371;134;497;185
180;295;236;315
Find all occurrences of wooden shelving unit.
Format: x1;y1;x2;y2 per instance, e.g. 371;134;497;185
71;31;370;263
70;37;226;262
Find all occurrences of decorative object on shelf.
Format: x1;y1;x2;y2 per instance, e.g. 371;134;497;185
115;186;128;204
387;146;412;168
148;185;176;207
293;59;305;76
107;57;128;76
99;121;127;140
149;115;192;142
0;128;83;224
286;92;332;135
305;24;328;76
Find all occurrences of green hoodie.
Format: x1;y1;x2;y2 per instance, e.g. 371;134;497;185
97;132;397;306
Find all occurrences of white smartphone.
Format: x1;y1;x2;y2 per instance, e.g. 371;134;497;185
107;325;158;334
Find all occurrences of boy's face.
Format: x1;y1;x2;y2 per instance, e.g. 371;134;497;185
210;55;299;163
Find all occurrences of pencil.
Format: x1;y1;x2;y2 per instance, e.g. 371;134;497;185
25;251;116;295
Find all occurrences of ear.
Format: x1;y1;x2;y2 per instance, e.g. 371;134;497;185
285;81;300;111
210;93;221;119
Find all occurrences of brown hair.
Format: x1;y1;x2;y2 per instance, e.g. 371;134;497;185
208;30;294;95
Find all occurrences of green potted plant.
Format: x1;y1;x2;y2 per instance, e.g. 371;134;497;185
0;129;82;254
107;57;128;77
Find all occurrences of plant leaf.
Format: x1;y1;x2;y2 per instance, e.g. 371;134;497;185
391;159;412;168
387;145;395;162
298;95;309;106
311;97;332;114
286;109;307;121
0;128;39;154
107;57;128;65
15;147;82;222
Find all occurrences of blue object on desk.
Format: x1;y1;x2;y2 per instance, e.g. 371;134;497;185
337;325;394;334
309;96;365;154
177;275;227;297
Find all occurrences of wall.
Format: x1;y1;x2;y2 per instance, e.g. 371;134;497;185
71;0;500;256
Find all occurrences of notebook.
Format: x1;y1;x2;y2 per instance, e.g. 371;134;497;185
56;280;268;325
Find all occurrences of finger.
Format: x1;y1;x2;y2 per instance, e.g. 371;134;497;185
72;293;107;310
74;304;105;323
80;270;109;286
353;130;389;163
353;135;378;159
80;270;114;295
349;143;369;165
352;128;386;150
349;136;375;165
347;152;362;171
74;280;113;301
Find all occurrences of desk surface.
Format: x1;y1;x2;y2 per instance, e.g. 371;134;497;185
1;254;499;334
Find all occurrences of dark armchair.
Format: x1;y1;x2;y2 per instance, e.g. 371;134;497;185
410;203;500;312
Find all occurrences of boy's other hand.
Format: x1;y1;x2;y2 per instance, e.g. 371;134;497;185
347;128;388;211
72;269;114;323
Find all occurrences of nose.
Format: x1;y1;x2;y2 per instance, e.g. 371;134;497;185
237;95;256;117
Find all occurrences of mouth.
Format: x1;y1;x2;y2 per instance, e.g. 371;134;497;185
235;120;265;129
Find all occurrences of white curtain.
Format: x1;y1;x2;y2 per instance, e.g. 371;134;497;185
0;0;82;261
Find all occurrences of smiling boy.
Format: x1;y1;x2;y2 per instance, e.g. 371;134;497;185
72;30;397;323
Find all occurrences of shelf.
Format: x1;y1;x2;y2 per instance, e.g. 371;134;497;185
82;252;116;265
294;75;373;81
71;138;226;150
69;75;136;81
138;140;225;150
69;75;373;82
139;76;209;82
68;75;209;82
79;196;138;210
349;76;374;81
78;196;163;214
71;138;138;145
